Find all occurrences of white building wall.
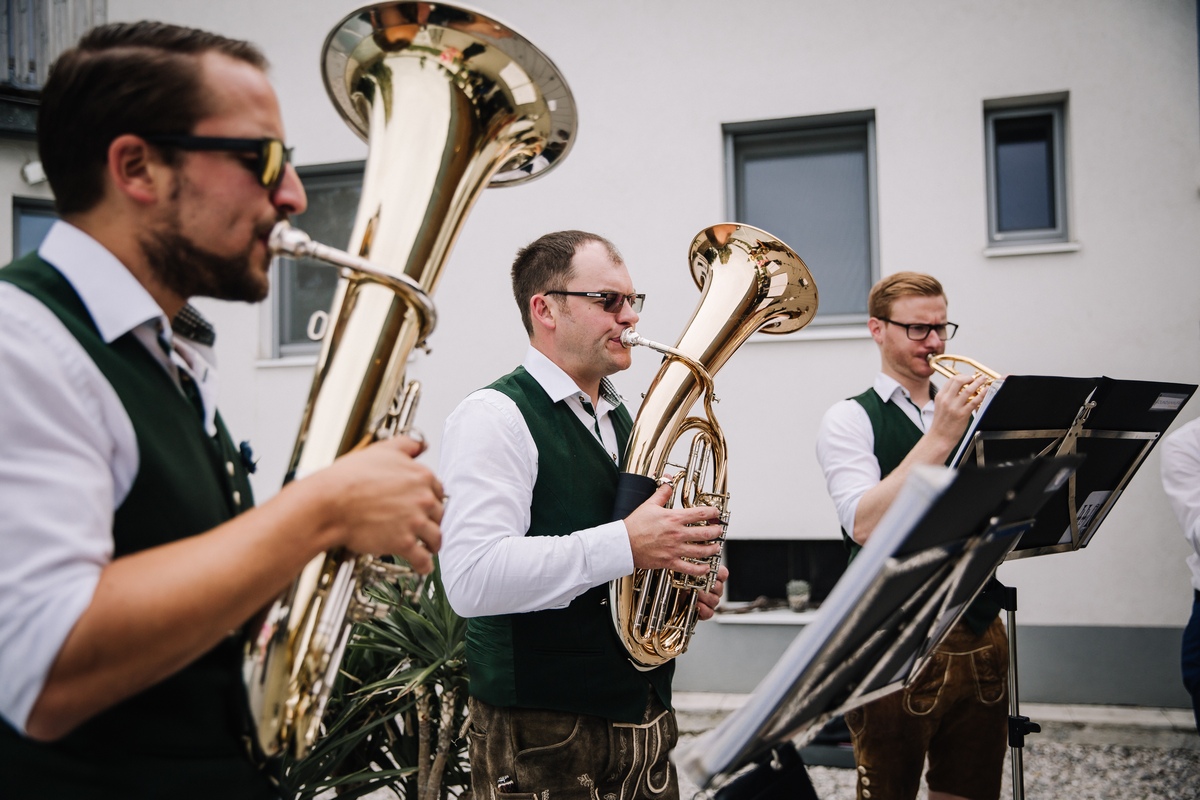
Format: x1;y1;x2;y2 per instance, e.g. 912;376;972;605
77;0;1200;637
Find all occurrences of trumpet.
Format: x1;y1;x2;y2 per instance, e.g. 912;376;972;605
928;353;1002;402
927;353;1001;383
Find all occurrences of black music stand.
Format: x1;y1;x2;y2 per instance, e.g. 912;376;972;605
952;375;1196;800
674;456;1078;795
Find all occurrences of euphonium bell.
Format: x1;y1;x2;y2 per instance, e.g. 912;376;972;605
610;224;818;668
243;1;575;760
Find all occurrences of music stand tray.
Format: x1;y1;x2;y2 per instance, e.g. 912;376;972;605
954;375;1194;558
675;457;1077;791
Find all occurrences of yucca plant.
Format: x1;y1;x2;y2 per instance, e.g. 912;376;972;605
278;561;471;800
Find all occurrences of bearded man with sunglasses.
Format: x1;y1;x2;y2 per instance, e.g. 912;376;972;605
815;272;1008;800
438;230;729;799
0;22;446;799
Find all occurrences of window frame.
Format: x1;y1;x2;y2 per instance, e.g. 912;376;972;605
723;111;879;330
984;100;1069;247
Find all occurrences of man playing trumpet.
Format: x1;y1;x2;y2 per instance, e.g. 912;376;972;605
815;271;1007;800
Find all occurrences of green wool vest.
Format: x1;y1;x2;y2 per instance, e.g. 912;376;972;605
464;366;674;723
848;386;998;633
0;254;274;800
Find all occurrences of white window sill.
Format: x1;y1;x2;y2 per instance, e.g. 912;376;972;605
983;241;1081;258
749;325;872;344
713;606;820;625
256;354;318;369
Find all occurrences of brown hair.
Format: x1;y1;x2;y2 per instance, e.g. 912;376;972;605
867;271;945;319
511;230;623;335
38;21;268;215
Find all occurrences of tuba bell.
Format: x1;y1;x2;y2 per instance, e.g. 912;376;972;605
610;224;818;668
244;1;575;760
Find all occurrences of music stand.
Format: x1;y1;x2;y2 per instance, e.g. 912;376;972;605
674;456;1078;794
952;375;1196;799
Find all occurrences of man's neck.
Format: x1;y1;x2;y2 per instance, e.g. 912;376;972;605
884;368;932;404
65;212;185;321
530;340;602;406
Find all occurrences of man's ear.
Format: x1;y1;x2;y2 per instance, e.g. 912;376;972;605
867;316;886;345
529;294;557;333
106;134;166;205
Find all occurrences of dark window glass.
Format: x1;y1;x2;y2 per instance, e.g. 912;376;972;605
276;169;362;354
13;201;57;258
994;113;1055;232
731;118;875;323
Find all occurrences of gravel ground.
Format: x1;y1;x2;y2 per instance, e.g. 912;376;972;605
677;720;1200;800
802;743;1200;800
350;705;1198;799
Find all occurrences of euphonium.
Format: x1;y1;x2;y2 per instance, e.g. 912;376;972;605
610;224;818;668
244;1;575;760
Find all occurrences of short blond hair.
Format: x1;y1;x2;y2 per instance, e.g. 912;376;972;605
867;272;945;319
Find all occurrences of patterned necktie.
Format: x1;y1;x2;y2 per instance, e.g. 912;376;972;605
579;396;617;463
578;396;603;439
156;322;205;421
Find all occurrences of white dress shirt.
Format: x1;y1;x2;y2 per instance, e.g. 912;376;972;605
1161;417;1200;592
438;346;635;618
0;221;218;733
814;373;935;538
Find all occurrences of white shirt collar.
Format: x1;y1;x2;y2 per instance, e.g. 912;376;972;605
522;345;622;414
873;372;933;408
37;221;220;435
37;220;165;345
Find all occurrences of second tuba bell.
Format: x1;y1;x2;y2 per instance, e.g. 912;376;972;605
610;224;818;668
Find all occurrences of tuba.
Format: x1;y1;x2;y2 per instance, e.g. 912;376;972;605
610;224;818;668
244;1;575;760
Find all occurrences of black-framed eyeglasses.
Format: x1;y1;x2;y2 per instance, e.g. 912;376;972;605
141;134;293;190
545;290;645;314
878;318;959;341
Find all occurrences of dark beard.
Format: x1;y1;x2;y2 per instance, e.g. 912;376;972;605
141;219;270;304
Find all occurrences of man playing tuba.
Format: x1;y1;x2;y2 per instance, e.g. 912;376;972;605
439;230;728;799
0;21;444;799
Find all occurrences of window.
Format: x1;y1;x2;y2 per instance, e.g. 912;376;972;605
985;102;1068;246
725;112;878;326
12;197;56;258
1;1;106;137
272;162;363;357
1;2;105;92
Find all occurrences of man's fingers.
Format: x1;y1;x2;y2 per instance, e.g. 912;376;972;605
404;547;435;576
681;504;721;526
386;434;426;458
677;557;711;577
